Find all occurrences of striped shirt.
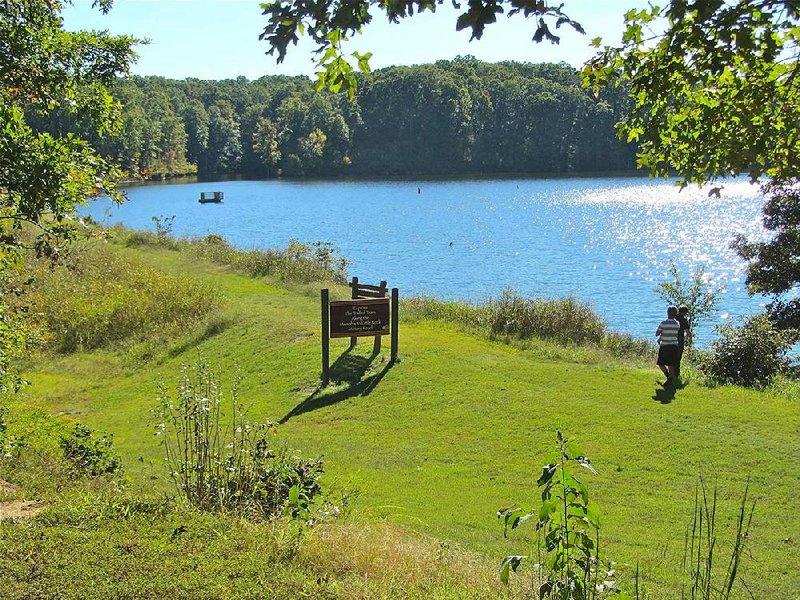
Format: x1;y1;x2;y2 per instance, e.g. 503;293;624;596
656;318;680;346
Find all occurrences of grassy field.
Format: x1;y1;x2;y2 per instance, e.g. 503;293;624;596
2;240;799;598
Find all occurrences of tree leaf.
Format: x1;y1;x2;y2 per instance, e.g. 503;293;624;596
499;555;526;585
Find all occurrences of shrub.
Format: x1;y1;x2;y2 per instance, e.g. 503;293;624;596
156;359;323;518
699;313;797;388
59;423;123;477
217;239;349;284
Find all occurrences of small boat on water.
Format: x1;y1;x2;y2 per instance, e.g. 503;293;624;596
199;192;223;203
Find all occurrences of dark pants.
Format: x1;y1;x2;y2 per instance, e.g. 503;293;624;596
676;342;685;377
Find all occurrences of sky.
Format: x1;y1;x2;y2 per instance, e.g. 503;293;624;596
62;0;652;81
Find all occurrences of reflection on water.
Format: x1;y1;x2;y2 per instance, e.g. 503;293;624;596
81;176;768;345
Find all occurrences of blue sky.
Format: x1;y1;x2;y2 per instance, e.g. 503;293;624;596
62;0;651;80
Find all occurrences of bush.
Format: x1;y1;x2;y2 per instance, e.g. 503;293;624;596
699;313;797;388
156;359;323;518
59;423;123;477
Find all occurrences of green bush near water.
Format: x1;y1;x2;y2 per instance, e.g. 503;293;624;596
119;226;651;358
699;314;797;388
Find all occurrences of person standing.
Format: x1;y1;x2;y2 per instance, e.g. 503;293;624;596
676;304;693;379
656;306;681;386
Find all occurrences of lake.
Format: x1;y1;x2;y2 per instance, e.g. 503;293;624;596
81;176;769;345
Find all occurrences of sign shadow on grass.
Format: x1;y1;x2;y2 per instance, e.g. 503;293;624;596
279;348;393;423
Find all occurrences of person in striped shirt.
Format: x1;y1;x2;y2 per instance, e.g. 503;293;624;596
656;305;681;386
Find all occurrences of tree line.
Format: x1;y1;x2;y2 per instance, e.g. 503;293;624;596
36;57;637;179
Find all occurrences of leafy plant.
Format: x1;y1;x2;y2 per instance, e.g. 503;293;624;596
699;313;796;388
151;215;176;242
498;431;625;599
655;262;720;336
156;359;323;518
59;423;123;477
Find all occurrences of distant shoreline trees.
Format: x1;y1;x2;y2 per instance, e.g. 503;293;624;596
45;58;637;180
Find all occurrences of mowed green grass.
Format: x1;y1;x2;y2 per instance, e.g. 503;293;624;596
15;245;800;598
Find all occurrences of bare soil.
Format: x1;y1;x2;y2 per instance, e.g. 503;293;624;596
0;479;45;520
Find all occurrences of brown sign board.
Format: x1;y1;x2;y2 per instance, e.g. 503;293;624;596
330;298;390;338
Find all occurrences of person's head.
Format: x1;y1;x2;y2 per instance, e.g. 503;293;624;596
667;305;678;318
678;304;689;315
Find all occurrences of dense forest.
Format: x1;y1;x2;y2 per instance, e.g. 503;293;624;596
35;57;637;179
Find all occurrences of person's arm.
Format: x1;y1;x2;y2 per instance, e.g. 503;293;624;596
656;324;662;337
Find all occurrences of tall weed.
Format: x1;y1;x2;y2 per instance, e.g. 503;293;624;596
156;359;323;519
18;243;221;352
119;226;349;284
407;290;652;358
681;475;755;600
498;431;623;598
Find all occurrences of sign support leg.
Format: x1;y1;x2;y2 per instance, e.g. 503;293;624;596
373;280;387;355
321;288;330;386
390;287;399;363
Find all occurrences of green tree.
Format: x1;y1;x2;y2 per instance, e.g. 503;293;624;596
299;128;327;172
655;262;720;338
0;0;137;393
733;179;800;329
203;100;242;174
182;100;209;166
252;116;281;176
584;2;800;186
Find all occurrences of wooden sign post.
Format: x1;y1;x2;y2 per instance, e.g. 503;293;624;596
321;282;398;386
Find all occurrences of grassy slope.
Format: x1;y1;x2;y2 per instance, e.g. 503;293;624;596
11;244;800;598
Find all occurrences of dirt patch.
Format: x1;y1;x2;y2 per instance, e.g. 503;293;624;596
0;479;19;495
0;480;45;520
0;499;46;521
291;332;314;343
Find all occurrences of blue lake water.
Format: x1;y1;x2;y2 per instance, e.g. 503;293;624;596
81;176;769;345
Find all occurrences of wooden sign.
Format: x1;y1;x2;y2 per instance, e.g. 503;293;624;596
330;298;390;338
321;284;399;386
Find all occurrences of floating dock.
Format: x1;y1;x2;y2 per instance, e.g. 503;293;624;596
199;192;223;203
